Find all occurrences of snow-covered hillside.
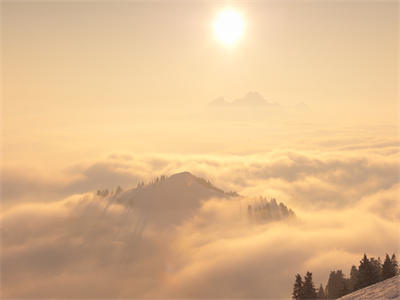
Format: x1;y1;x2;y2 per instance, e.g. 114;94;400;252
339;275;400;300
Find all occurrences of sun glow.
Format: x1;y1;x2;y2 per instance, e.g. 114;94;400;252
213;8;244;47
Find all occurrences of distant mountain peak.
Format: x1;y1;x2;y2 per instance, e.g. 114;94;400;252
208;92;279;108
234;91;267;106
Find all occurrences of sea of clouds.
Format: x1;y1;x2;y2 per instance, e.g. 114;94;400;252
1;128;399;298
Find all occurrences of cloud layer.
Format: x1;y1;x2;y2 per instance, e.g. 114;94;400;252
1;133;399;298
1;189;399;298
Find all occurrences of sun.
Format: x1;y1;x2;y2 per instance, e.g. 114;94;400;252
213;8;244;47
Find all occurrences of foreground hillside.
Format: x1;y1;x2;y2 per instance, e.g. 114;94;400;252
339;275;400;300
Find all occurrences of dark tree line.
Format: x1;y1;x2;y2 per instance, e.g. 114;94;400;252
247;197;295;222
292;253;398;299
293;272;318;299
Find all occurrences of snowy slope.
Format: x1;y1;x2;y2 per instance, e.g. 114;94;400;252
339;275;400;300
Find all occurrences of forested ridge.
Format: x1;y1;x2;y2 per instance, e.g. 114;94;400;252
292;253;399;299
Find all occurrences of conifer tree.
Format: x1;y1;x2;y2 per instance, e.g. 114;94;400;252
292;273;304;300
391;254;398;276
382;254;393;280
382;253;399;279
303;272;317;299
369;257;382;283
317;284;325;299
326;270;347;299
356;254;374;289
349;265;359;292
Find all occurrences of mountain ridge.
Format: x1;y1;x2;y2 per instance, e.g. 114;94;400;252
116;171;235;212
209;91;279;108
96;171;294;226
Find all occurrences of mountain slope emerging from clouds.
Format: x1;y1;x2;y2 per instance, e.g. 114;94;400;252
102;172;237;226
118;171;235;211
339;275;400;300
98;171;293;227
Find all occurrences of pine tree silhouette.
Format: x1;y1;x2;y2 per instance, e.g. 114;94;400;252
369;257;382;283
317;284;325;299
292;273;304;300
356;254;374;289
391;254;398;276
303;272;317;299
326;270;347;298
382;254;393;279
349;265;359;291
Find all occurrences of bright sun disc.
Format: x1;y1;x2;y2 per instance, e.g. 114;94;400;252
214;9;244;47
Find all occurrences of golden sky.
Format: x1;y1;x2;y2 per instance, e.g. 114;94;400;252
3;1;398;109
2;1;399;167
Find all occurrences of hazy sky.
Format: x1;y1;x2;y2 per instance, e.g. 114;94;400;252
3;1;398;109
2;1;399;166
